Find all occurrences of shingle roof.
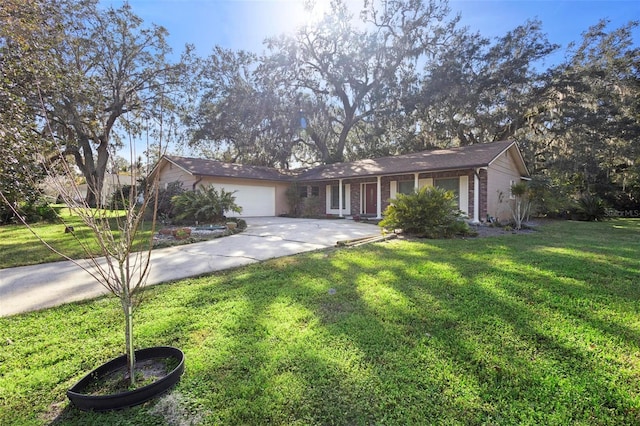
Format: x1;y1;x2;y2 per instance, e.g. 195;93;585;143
164;155;293;181
159;141;527;183
296;140;524;181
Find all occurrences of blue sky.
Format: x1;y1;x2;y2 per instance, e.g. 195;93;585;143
100;0;638;158
101;0;639;64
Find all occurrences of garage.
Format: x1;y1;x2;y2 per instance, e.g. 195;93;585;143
153;156;291;217
212;183;275;217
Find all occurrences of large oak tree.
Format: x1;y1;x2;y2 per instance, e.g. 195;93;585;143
1;0;193;206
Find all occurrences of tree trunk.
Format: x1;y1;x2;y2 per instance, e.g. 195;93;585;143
121;295;136;386
79;139;109;208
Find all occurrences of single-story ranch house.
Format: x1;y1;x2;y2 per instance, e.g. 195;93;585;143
151;140;529;223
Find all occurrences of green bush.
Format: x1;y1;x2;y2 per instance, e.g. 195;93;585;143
527;175;574;218
144;181;185;223
379;186;469;238
575;193;608;221
109;185;133;210
12;200;59;224
171;184;242;224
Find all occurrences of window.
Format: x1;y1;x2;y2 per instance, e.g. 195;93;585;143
330;185;346;209
299;186;308;198
435;177;460;208
397;181;415;195
311;186;319;197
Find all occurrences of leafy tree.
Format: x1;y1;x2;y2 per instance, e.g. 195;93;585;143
188;0;458;166
0;0;59;222
413;20;557;149
266;0;457;164
380;186;469;238
171;185;242;223
531;20;640;210
186;47;298;168
1;0;194;207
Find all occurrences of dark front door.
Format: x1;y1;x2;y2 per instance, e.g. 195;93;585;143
364;183;377;215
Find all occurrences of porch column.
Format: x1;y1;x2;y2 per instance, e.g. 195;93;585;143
376;176;382;219
473;169;480;223
338;179;344;218
414;173;419;191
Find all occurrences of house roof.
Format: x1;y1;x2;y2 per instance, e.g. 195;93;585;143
161;155;294;181
296;140;528;181
155;141;528;183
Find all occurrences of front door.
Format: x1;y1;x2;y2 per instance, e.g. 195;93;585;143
364;183;377;215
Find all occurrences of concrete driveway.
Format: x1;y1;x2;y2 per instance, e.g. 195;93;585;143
0;217;380;317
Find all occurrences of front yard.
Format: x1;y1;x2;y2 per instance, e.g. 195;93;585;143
1;219;639;424
0;207;242;268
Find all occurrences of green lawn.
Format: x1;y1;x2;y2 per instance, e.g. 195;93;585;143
1;220;639;425
0;207;154;268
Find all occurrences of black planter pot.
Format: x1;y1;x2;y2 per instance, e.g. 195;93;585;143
67;346;185;412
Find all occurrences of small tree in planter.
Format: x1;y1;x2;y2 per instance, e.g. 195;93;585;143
1;151;161;388
0;0;195;408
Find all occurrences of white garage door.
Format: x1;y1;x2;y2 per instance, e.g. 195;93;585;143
213;183;275;217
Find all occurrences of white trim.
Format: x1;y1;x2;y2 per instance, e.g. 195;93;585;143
326;183;351;215
473;169;480;223
339;179;344;217
390;180;397;200
459;175;469;215
360;182;378;216
376;176;382;219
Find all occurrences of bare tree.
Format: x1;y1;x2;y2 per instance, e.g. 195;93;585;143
0;102;162;386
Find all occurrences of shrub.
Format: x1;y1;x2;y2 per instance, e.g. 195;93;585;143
575;193;608;221
527;175;577;218
149;181;185;220
109;185;133;210
171;184;242;223
379;186;469;238
11;200;59;224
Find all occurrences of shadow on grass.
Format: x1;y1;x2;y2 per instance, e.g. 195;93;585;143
16;219;640;425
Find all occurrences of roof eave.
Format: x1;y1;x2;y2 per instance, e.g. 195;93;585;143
486;141;530;176
296;163;494;182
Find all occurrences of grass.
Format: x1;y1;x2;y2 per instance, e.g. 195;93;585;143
0;219;639;425
0;206;154;268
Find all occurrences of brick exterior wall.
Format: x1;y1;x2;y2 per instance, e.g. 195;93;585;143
479;168;488;220
297;168;489;220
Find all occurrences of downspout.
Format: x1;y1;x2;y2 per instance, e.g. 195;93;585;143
192;175;203;191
